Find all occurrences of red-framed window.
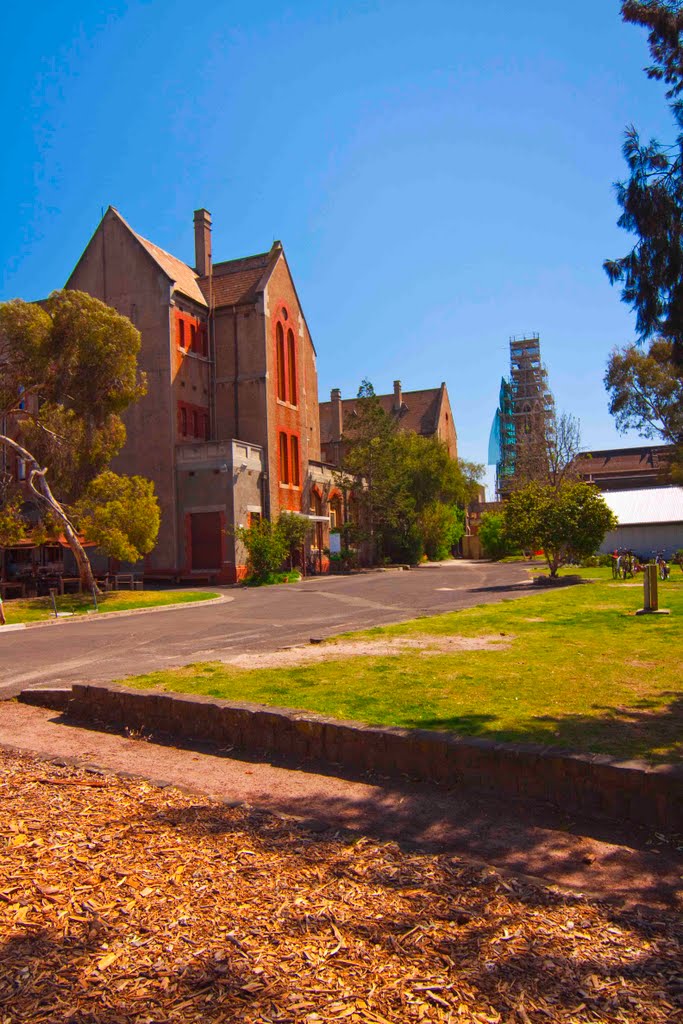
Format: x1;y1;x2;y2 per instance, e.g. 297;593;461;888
274;307;298;405
287;329;297;406
176;310;208;356
276;322;287;401
290;435;300;487
278;431;301;487
279;431;290;484
177;401;209;439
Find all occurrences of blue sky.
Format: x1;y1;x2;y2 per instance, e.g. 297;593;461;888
0;1;673;494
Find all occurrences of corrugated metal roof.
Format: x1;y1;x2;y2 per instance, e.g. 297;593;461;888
601;487;683;525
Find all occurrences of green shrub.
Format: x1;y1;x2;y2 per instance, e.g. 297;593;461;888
478;512;513;560
235;519;288;584
579;553;613;568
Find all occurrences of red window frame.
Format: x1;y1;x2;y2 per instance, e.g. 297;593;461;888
274;308;298;405
279;432;290;483
276;322;286;401
287;329;297;407
290;434;300;487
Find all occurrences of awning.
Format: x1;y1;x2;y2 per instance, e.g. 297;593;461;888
280;511;330;523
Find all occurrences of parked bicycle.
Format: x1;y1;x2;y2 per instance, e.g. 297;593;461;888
657;553;671;581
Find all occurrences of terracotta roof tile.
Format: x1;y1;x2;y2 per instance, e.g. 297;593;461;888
131;231;208;308
574;445;673;489
320;388;442;445
199;253;273;307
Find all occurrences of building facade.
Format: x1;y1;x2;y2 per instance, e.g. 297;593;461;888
319;380;458;466
66;206;335;581
573;444;674;491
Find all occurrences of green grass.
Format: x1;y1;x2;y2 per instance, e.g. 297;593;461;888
244;570;301;587
117;569;683;764
2;590;218;624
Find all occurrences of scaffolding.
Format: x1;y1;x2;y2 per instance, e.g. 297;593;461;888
489;335;554;498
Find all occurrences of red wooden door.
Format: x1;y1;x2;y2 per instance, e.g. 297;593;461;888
190;512;222;570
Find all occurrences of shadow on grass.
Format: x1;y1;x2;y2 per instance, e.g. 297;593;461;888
409;691;683;765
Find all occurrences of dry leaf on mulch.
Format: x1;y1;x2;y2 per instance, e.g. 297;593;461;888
0;750;681;1023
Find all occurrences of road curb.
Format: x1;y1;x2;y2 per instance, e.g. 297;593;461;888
20;682;683;834
0;590;232;635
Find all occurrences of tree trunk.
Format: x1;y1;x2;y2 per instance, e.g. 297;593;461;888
0;434;100;593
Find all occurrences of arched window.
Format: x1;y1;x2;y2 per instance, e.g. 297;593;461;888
329;495;342;529
276;322;286;401
287;329;297;406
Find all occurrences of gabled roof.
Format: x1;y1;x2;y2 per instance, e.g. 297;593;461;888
601;486;683;525
320;386;444;445
108;207;208;308
72;209;311;335
199;251;275;307
574;444;673;488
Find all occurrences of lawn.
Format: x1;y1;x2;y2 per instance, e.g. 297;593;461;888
2;589;218;624
118;569;683;764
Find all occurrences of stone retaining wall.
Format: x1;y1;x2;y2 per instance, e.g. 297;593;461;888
21;683;683;833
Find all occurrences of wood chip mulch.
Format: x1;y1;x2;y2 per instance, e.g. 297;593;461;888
0;750;681;1023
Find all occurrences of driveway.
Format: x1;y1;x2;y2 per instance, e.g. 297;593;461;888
0;560;532;695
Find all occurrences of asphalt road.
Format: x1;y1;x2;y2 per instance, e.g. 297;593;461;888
0;560;532;695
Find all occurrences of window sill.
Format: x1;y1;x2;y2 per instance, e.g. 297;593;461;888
276;399;299;410
177;346;209;360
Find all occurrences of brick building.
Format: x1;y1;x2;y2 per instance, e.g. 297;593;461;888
66;206;335;582
319;380;458;466
573;444;674;491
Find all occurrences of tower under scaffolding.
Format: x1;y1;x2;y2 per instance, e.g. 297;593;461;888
488;334;554;498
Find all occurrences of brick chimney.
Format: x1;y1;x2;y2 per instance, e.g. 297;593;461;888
393;380;402;411
193;209;212;276
331;388;343;441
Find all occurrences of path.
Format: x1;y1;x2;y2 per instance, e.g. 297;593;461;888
0;560;532;695
1;701;680;912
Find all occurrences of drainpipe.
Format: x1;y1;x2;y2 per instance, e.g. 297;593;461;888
232;305;240;439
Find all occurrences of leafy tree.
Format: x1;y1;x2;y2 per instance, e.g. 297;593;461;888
421;503;465;561
605;337;683;479
339;380;406;559
340;380;482;563
234;518;288;583
73;472;160;564
478;512;513;560
0;479;26;581
503;483;617;578
276;512;311;570
605;2;683;367
604;2;683;473
0;290;147;590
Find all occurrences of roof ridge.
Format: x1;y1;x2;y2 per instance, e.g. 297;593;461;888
210;251;273;274
135;232;197;274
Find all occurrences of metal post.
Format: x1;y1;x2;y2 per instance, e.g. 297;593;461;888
91;586;98;612
49;588;58;619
